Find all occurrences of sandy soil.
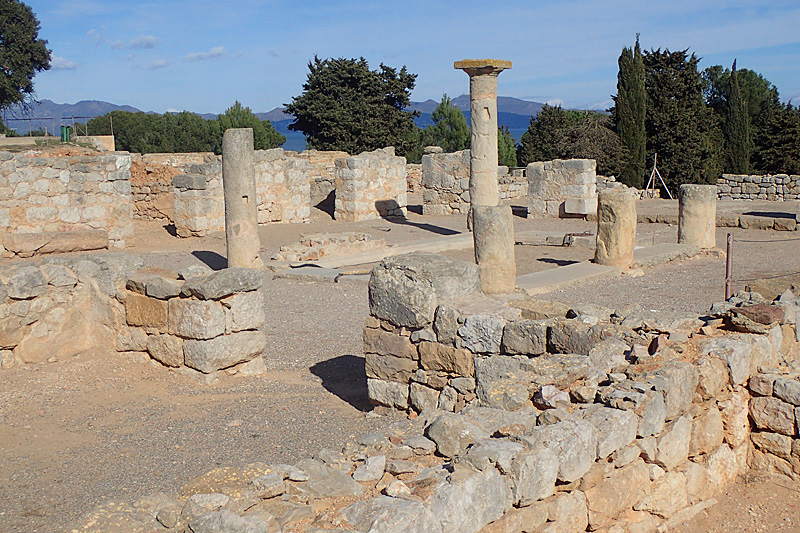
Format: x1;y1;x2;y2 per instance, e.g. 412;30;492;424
1;198;800;531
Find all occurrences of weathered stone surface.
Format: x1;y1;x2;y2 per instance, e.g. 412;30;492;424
636;391;667;438
222;128;263;269
460;406;540;437
510;446;559;506
343;496;442;533
500;319;548;355
681;461;711;504
689;407;724;457
126;292;168;331
221;291;265;333
367;379;409;410
462;438;525;475
189;510;273;533
678;184;716;248
719;389;750;446
182;268;263;300
6;266;47;300
650;361;699;421
433;305;460;345
472;205;517;294
422;465;513;532
457;314;504;353
547;319;595;355
696;356;729;400
366;353;418;383
419;341;474;376
532;385;571;411
3;230;109;256
474;356;530;411
706;444;738;493
578;406;638;459
292;458;365;499
595;189;636;268
425;413;487;458
584;459;650;529
541;491;589;533
368;253;480;328
146;334;184;367
40;264;78;288
116;326;148;352
480;501;548;533
518;420;598;482
750;396;796;435
634;471;687;518
352;455;386;482
587;338;629;373
169;298;226;340
145;276;183;300
183;330;265;373
363;328;418;359
409;382;440;412
773;378;800;406
655;416;691;470
732;304;784;325
752;431;793;460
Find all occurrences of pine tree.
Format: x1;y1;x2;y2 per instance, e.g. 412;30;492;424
723;60;752;174
613;35;646;188
497;126;517;167
0;0;51;110
420;93;470;153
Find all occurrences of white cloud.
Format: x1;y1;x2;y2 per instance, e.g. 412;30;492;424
110;40;125;50
183;46;227;62
545;98;565;107
129;35;160;49
166;108;179;113
147;59;168;70
51;56;78;70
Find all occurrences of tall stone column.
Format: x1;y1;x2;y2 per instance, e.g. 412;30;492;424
456;59;515;293
678;184;717;248
455;59;511;207
595;189;637;269
222;128;263;269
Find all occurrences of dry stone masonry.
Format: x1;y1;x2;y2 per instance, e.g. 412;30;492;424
527;159;598;218
334;147;407;222
717;173;800;201
119;267;267;377
0;151;134;256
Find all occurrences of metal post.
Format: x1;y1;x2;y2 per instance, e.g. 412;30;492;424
725;233;733;300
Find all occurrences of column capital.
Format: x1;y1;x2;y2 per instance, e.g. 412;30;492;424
454;59;512;76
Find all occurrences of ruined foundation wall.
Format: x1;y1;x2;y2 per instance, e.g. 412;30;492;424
0;151;133;255
294;149;348;204
527;158;597;218
334;147;407;222
717;173;800;201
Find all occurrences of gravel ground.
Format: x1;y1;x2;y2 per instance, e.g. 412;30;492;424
1;200;799;532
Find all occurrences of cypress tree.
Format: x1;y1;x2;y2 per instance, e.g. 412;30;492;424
723;60;752;174
614;35;646;188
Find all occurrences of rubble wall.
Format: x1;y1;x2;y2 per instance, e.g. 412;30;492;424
717;173;800;201
334;147;407;222
0;151;134;255
527;158;597;218
294;149;348;204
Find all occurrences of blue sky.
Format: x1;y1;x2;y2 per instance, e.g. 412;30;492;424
24;0;800;114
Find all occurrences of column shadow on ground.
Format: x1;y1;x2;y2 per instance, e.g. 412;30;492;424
375;199;461;236
191;250;227;271
537;257;581;267
309;354;372;412
743;211;797;219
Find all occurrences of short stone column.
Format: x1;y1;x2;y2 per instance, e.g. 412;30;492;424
678;184;717;248
222;128;263;269
473;205;516;294
454;59;511;207
595;189;637;269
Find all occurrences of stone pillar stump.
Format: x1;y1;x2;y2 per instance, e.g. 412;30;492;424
595;189;637;269
222;128;263;269
473;205;516;294
678;184;717;249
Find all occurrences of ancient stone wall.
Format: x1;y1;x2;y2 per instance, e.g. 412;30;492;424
130;153;219;223
717;174;800;200
527;158;597;218
118;267;266;377
172;149;313;237
499;168;526;200
294;149;348;204
334;147;407;222
0;151;134;256
406;163;422;193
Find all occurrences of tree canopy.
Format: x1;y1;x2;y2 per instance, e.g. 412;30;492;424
613;36;646;188
285;56;419;156
0;0;50;110
420;93;470;153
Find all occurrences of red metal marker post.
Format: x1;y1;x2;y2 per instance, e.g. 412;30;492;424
725;233;733;300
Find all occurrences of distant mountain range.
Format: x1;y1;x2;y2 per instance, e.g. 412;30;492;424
1;95;544;137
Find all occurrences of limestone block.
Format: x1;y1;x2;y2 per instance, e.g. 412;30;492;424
719;389;750;447
126;292;168;331
457;314;505;353
365;353;418;383
6;266;46;299
181;268;263;300
564;197;596;215
678;184;717;248
39;264;78;288
696;356;729;400
634;471;687;519
750;396;796;435
705;443;738;493
221;291;265;333
363;328;418;359
594;189;636;268
169;299;226;340
147;334;184;367
518;420;598;482
579;406;638;459
547;318;595;355
418;341;474;376
541;491;588;533
425;412;487;458
510;446;559;506
651;360;699;421
480;502;548;533
689;407;724;457
472;205;516;294
368;252;480;328
0;316;24;349
655;416;691;470
752;431;793;460
749;372;779;396
367;378;409;409
145;276;183;300
773;377;800;406
409;382;440;412
183;330;265;373
584;459;650;529
343;496;442;533
500;319;548;355
116;326;148;352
